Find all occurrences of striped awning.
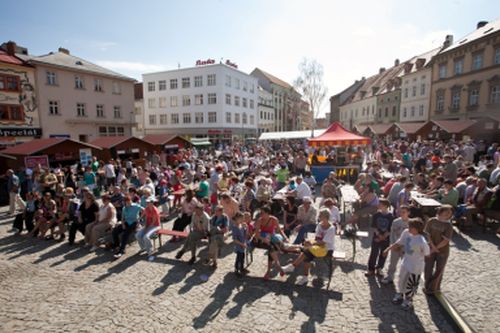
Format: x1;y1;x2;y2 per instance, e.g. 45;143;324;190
309;139;370;147
307;122;371;147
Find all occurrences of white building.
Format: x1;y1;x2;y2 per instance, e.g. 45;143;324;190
143;62;258;142
257;86;274;134
400;48;439;123
132;82;145;137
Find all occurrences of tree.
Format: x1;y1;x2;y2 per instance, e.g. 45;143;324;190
294;58;328;137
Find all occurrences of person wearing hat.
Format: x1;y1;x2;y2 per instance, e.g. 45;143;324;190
293;196;318;245
112;195;143;258
136;197;161;260
45;187;79;241
175;202;210;264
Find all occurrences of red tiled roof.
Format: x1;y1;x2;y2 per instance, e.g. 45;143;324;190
0;50;24;65
142;134;186;145
366;123;394;135
395;122;427;134
89;136;133;149
431;120;476;133
254;68;293;90
2;138;101;155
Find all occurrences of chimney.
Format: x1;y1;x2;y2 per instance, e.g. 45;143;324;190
394;59;400;66
379;67;386;74
58;47;70;55
361;76;366;80
5;41;16;56
477;21;488;29
443;35;454;49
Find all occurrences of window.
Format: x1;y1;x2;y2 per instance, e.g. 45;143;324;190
420;83;425;95
469;88;480;106
182;113;191;124
250;115;254;125
46;71;57;85
472;53;483;70
96;104;104;118
235;113;240;123
242;98;247;108
0;74;20;92
195;112;204;123
225;94;231;105
403;107;407;118
208;112;216;123
108;127;116;136
207;74;216;86
242;112;247;124
170;79;178;89
249;99;254;109
99;126;107;136
404;88;408;98
75;76;84;89
148;98;156;108
250;84;254;93
159;97;167;108
171;113;179;124
438;63;447;79
94;79;103;92
243;81;248;92
234;96;240;106
194;76;203;87
451;90;461;109
392;106;397;116
160;114;168;125
412;86;417;97
226;112;231;123
225;75;231;87
436;91;445;111
149;114;156;125
182;95;191;106
49;100;59;115
495;48;500;65
76;103;86;117
112;81;121;94
491;85;500;104
113;106;122;118
148;81;155;92
159;80;167;91
384;107;388;117
410;106;415;117
454;58;464;75
117;127;124;136
182;77;190;88
170;96;178;107
419;105;424;116
208;93;217;104
0;104;23;121
195;94;203;105
235;78;240;89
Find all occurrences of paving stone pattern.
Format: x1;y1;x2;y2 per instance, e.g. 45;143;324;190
0;205;496;332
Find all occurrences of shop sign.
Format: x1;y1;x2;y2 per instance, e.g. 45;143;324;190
25;155;49;169
79;148;92;167
0;127;42;137
196;59;215;66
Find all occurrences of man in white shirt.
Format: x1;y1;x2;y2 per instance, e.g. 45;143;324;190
104;160;116;187
290;176;312;202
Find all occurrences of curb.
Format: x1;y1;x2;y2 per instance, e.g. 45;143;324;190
434;291;475;333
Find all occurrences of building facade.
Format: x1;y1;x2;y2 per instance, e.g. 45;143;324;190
376;87;401;124
329;79;365;123
143;62;258;142
430;20;500;121
0;41;41;145
257;85;274;134
22;48;135;142
133;82;145;137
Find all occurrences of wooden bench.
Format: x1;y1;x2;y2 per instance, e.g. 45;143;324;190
340;230;369;261
154;229;189;248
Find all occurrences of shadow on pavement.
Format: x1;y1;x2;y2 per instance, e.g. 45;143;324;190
93;252;145;282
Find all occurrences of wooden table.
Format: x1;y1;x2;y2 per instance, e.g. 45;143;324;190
411;191;441;207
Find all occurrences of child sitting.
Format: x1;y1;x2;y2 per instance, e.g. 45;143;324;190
383;218;430;310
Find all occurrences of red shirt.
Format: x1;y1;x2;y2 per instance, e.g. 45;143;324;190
144;206;160;227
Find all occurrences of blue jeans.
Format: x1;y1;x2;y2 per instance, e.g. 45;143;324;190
136;226;160;255
293;223;317;244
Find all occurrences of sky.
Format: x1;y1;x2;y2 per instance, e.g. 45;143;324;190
2;0;499;116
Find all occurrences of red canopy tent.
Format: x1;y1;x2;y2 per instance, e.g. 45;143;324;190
308;122;371;147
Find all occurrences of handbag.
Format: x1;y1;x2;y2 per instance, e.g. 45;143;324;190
309;244;328;258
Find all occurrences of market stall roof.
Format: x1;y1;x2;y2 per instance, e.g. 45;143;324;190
308;122;371;147
365;123;394;135
1;138;101;156
394;122;427;134
0;152;16;160
431;120;476;133
258;129;326;141
142;134;190;146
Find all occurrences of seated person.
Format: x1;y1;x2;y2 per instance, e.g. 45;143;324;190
29;192;57;239
205;206;229;269
282;208;335;286
112;195;143;258
436;179;459;208
46;187;79;241
462;178;492;226
293;197;318;244
347;186;379;225
176;203;210;264
283;196;298;237
136;197;161;260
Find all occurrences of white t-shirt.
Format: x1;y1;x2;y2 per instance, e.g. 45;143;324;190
295;182;312;199
328;206;341;224
396;230;430;275
104;164;116;178
315;223;336;251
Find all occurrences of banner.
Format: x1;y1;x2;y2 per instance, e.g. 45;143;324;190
79;148;92;166
24;155;49;169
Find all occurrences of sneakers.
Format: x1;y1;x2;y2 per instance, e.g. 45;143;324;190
364;270;375;277
89;245;98;252
114;252;123;259
147;255;155;262
296;275;309;286
375;269;383;277
282;264;295;274
392;293;403;304
401;299;413;310
187;257;195;265
175;250;184;260
381;277;394;285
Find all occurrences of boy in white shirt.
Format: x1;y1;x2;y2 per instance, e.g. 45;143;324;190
381;205;410;284
383;218;430;310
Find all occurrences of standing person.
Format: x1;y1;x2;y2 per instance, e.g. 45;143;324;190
175;203;210;264
209;166;223;209
381;205;410;284
104;160;116;188
69;189;98;245
205;206;229;269
136;198;161;261
231;212;249;276
365;199;394;277
383;218;430;310
85;194;117;252
112;196;143;258
423;205;454;294
6;169;26;216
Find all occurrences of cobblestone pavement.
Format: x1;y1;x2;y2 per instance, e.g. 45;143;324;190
0;204;496;333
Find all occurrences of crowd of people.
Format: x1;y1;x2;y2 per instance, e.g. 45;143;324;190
3;137;500;310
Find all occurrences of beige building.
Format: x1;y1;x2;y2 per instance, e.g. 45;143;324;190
0;42;41;145
257;85;274;134
430;20;500;120
20;48;135;142
133;83;145;137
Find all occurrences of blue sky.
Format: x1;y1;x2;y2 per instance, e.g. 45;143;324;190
2;0;499;115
